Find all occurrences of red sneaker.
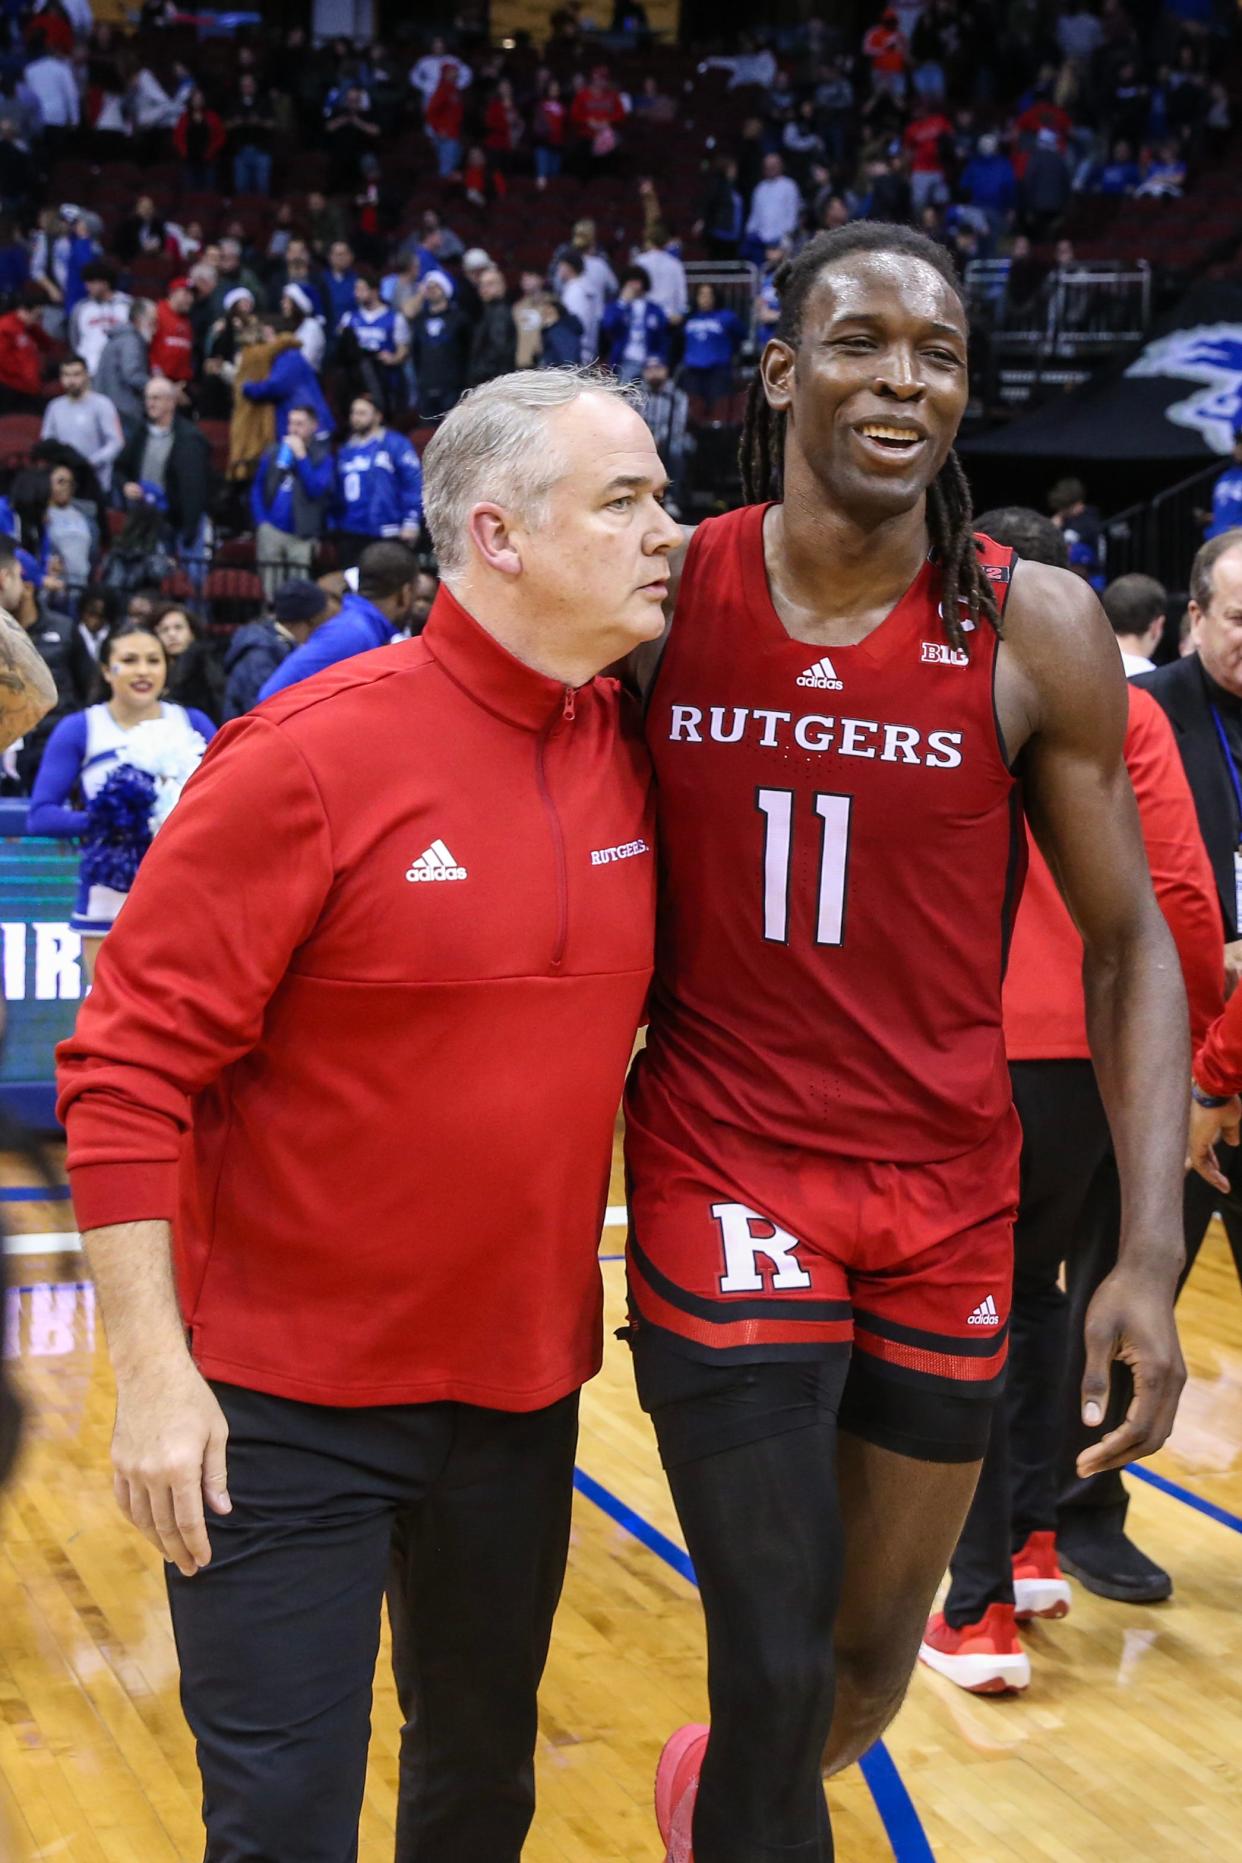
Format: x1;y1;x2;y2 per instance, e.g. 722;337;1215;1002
1012;1530;1072;1622
918;1604;1031;1694
654;1723;709;1863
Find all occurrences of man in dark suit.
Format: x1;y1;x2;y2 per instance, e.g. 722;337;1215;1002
1058;526;1242;1601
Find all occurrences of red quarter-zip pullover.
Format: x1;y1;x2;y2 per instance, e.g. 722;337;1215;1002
1003;684;1222;1058
57;588;655;1409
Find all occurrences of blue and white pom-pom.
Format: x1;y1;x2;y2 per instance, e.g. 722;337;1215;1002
80;763;158;893
121;716;209;833
79;718;208;893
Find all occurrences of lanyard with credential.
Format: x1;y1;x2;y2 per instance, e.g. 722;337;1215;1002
1210;702;1242;933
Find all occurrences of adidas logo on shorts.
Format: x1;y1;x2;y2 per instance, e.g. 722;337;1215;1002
966;1294;999;1326
406;840;468;882
796;655;843;690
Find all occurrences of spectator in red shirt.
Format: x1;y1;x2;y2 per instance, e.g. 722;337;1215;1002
1016;85;1073;158
484;77;524;169
425;63;465;178
56;371;680;1863
569;64;627;175
903;104;955;211
533;75;566;188
862;8;908;101
0;284;53;409
173;88;226;191
149;277;194;384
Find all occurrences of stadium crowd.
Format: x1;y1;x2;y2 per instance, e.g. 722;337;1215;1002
0;0;1233;795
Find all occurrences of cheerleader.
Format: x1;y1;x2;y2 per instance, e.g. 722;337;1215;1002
26;618;215;981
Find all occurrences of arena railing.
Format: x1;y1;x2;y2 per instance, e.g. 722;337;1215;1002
1101;458;1223;591
683;261;762;346
964;260;1152;356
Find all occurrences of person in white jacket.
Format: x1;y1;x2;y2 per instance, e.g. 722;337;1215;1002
409;37;472;103
68;263;132;375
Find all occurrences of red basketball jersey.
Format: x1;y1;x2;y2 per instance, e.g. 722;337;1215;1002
628;501;1022;1164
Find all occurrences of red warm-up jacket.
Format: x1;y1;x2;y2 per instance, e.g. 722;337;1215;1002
1004;684;1223;1058
0;310;51;396
149;298;193;382
57;589;656;1410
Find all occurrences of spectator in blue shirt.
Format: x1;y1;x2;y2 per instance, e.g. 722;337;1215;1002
679;283;744;412
257;538;418;701
250;403;335;596
241;321;334;439
338;267;411;418
958;134;1017;234
1083;138;1141;194
333;391;424;567
600;266;669;383
1206;432;1242;539
323;239;360;331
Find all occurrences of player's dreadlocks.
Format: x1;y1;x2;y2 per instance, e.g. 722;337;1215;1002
740;223;1000;653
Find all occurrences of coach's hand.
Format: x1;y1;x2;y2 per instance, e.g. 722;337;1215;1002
1076;1266;1186;1477
111;1355;231;1578
1187;1093;1242;1192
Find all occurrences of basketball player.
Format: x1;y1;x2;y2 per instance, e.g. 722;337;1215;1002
622;226;1187;1861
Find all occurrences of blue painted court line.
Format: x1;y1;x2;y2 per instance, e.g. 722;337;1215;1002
0;1185;71;1202
598;1252;624;1262
573;1465;697;1585
1129;1462;1242;1536
572;1464;935;1862
858;1744;936;1863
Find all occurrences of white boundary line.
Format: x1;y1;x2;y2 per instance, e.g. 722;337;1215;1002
7;1231;81;1255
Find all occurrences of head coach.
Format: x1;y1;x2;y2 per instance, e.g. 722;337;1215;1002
56;367;681;1863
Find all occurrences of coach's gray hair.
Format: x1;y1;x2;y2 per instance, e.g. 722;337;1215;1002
422;367;642;584
1190;525;1242;612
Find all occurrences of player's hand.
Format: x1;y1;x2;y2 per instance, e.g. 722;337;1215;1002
1223;938;1242;998
111;1355;231;1577
1076;1264;1185;1477
1187;1093;1241;1191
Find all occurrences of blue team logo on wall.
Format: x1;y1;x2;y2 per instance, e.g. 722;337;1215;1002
1126;323;1242;454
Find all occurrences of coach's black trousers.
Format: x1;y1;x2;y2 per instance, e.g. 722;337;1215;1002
166;1380;579;1863
945;1062;1112;1624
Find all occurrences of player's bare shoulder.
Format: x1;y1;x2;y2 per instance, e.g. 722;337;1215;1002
626;524;697;701
995;557;1128;763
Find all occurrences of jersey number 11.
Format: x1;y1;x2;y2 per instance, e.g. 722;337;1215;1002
756;788;853;946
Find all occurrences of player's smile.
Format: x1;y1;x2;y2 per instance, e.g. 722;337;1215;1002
848;417;930;473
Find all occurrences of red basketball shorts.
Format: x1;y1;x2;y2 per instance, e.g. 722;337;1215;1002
623;1073;1021;1463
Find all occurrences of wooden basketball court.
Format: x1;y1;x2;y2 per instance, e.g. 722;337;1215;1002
2;1132;1240;1862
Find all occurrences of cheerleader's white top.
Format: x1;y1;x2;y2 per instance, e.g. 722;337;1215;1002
26;701;216;934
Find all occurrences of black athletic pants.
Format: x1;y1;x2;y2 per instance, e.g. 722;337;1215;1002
166;1380;579;1863
1056;1134;1242;1538
945;1061;1112;1625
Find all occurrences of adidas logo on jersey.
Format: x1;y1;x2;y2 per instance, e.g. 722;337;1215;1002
967;1294;999;1326
922;642;969;667
796;656;843;690
406;839;468;882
